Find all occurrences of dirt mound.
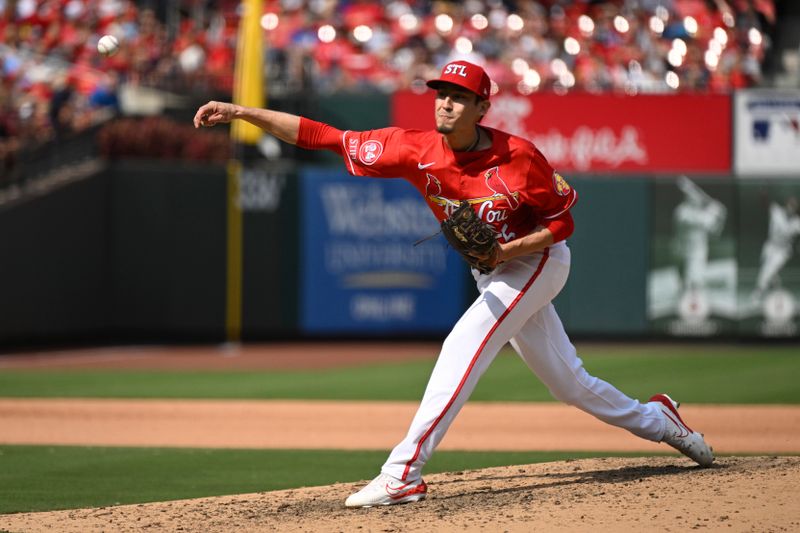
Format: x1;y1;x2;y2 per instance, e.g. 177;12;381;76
2;456;798;532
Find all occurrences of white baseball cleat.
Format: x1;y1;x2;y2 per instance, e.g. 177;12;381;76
345;473;427;508
650;393;714;467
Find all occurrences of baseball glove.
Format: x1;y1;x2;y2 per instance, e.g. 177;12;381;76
441;201;499;274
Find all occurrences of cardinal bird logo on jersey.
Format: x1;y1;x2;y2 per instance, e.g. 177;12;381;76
553;172;572;197
424;173;463;214
484;167;520;210
424;173;442;197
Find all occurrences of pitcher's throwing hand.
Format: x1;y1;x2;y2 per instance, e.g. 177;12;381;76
193;101;236;128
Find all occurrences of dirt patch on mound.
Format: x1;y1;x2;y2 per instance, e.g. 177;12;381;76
2;456;797;533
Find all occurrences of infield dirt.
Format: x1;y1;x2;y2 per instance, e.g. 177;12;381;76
1;456;798;532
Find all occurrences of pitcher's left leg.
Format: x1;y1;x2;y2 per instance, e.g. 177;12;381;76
510;304;664;440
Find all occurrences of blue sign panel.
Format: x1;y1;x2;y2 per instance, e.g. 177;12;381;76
301;169;466;333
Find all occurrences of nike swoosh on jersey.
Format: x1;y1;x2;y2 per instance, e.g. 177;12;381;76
417;162;436;169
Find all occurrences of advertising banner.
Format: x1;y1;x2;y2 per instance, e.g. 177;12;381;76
392;92;731;174
648;176;738;336
737;180;800;337
300;169;466;334
734;90;800;176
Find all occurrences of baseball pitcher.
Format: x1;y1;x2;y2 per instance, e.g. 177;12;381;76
194;60;713;508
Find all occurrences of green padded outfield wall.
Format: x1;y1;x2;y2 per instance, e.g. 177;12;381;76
552;177;650;336
0;173;110;344
108;161;227;339
238;156;301;338
109;159;301;339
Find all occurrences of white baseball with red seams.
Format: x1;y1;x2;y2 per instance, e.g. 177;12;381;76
97;35;119;57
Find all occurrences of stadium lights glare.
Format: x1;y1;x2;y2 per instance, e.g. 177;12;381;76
507;14;524;31
564;37;580;55
471;13;489;30
318;24;336;43
749;28;763;46
613;15;630;33
517;81;534;95
399;13;419;32
523;68;541;88
672;38;688;56
655;5;669;21
511;58;529;76
455;36;473;54
559;71;576;88
684;16;698;36
578;15;595;36
704;50;719;70
353;25;373;42
665;71;680;89
435;13;454;33
713;27;728;46
260;13;279;31
518;70;541;95
649;16;664;34
708;39;723;56
667;48;684;67
550;58;567;76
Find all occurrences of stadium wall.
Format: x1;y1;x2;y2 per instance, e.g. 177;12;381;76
1;90;799;345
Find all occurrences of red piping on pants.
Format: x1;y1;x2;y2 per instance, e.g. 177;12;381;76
401;248;551;480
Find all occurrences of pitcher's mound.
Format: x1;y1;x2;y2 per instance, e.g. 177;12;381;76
2;456;798;532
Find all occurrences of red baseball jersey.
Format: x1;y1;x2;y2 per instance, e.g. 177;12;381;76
336;126;577;244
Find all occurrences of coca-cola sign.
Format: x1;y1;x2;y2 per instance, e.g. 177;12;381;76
391;92;731;174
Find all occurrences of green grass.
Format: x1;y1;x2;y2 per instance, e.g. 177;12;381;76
1;345;798;403
0;445;657;514
1;345;796;515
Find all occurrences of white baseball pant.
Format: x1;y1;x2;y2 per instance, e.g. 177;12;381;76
381;241;666;482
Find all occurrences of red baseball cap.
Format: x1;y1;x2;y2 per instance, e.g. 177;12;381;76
426;60;491;100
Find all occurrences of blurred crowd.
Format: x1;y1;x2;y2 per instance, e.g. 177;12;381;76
0;0;778;175
266;0;775;95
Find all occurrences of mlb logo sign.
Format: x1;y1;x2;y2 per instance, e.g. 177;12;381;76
752;120;770;141
735;90;800;175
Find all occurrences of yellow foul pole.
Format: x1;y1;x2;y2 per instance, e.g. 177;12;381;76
227;0;264;341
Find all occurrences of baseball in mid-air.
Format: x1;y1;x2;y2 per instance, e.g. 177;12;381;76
97;35;120;57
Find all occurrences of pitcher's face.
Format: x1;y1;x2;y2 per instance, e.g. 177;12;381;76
434;83;489;134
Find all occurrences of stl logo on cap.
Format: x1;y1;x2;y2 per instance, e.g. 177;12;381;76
427;60;492;99
443;63;469;77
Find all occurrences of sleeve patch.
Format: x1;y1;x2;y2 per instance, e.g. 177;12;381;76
358;140;383;165
553;172;572;197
